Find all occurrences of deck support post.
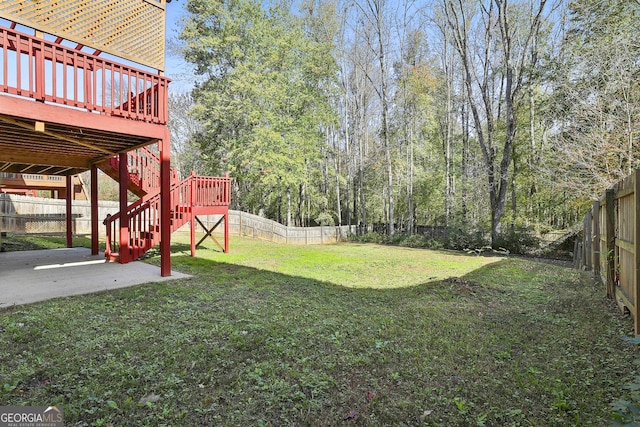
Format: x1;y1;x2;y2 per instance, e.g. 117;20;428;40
160;130;171;276
224;208;229;254
91;165;99;255
119;152;130;263
66;175;72;248
190;172;196;257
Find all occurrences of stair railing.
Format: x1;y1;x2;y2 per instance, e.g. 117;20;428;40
105;174;225;261
105;146;179;196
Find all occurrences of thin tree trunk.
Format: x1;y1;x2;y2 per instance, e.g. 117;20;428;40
286;184;292;227
333;129;343;227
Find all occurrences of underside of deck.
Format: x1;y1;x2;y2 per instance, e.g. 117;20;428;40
0;96;165;176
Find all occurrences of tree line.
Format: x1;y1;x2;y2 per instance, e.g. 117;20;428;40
171;0;640;245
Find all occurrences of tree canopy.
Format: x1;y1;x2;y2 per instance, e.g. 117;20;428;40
175;0;640;243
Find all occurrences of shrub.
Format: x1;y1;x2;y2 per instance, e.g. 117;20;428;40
443;223;489;251
314;212;335;226
493;225;540;255
349;232;443;250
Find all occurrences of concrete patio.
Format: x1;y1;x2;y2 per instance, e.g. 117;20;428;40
0;247;190;308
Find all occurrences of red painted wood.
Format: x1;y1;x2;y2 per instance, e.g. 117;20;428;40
66;175;72;247
0;26;170;124
190;172;196;257
160;133;171;276
0;96;167;140
224;210;229;253
91;165;99;255
102;146;232;265
119;153;130;264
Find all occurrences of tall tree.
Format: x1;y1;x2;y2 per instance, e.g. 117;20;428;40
440;0;549;244
167;92;205;177
544;0;640;199
355;0;396;234
180;0;337;221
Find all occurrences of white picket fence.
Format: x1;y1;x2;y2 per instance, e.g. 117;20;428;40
0;194;354;244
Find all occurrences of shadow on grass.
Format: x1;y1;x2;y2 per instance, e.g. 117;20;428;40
0;248;633;427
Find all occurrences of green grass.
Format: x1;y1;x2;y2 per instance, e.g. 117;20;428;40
0;234;636;426
0;232;93;252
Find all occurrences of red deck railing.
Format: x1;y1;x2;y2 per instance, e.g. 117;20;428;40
104;174;232;261
105;146;179;195
0;26;169;124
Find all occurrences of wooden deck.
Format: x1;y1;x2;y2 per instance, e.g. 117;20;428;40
0;173;88;199
0;25;169;177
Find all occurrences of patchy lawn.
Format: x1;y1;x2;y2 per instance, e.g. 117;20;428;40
0;235;636;426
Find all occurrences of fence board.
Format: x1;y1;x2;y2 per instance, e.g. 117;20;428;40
634;169;640;332
577;170;640;333
592;200;600;277
0;193;118;235
0;195;357;245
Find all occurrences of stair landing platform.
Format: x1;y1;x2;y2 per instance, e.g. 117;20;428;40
0;248;191;308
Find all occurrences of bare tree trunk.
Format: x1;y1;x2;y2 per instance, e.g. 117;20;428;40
444;33;453;226
461;98;469;219
442;0;547;245
375;6;394;235
408;126;414;234
286;184;292;227
511;147;517;231
333;128;343;227
358;0;393;235
298;183;304;227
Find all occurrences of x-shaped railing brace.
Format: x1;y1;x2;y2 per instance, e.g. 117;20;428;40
195;216;226;252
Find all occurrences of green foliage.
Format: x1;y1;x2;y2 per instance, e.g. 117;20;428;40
443;220;490;252
314;211;335;226
492;225;541;255
181;0;337;220
349;232;444;250
350;223;541;255
611;336;640;425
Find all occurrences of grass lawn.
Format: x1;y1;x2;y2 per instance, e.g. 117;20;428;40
0;234;637;426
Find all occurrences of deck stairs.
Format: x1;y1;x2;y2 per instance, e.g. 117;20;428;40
99;147;230;262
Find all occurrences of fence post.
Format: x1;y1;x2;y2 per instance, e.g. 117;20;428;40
634;169;640;334
593;200;600;278
584;209;592;270
606;188;616;300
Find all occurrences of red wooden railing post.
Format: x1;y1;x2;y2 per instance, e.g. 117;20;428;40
66;175;72;248
34;37;44;101
160;132;171;276
190;172;196;257
224;173;229;253
91;165;99;255
119;152;130;263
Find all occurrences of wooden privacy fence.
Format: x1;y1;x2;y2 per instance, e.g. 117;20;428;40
575;170;640;333
1;193;118;235
193;211;356;245
1;194;354;245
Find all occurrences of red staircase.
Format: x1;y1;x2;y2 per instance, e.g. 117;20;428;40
99;147;231;262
